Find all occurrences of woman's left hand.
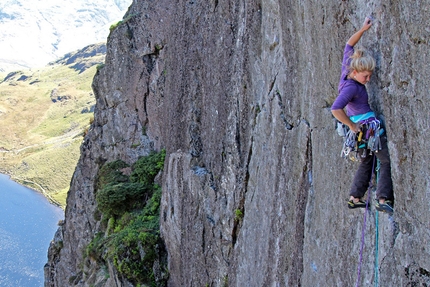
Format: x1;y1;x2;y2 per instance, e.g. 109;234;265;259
361;17;373;31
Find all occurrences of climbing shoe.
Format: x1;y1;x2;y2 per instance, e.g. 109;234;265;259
375;200;394;215
348;199;368;209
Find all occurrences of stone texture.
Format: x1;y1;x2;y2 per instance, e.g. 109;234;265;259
46;0;430;286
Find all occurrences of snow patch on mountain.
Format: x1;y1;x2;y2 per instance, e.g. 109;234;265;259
0;0;131;72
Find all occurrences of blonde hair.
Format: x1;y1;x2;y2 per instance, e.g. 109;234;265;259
349;48;376;73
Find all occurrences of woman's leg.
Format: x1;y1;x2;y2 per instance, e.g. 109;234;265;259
350;151;374;199
375;135;394;201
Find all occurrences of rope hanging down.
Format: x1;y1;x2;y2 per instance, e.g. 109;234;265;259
355;157;379;287
374;209;379;287
374;160;381;287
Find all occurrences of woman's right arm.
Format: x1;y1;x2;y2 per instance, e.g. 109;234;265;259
331;109;361;133
347;17;373;47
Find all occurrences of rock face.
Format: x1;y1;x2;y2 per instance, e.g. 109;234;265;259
45;0;430;286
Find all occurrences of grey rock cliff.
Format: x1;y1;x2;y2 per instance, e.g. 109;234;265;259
46;0;430;286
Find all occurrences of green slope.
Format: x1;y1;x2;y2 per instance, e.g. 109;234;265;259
0;45;104;208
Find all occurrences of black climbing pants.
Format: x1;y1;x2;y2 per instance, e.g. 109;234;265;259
350;135;394;201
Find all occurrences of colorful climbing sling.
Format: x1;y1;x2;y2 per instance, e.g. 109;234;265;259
338;116;384;162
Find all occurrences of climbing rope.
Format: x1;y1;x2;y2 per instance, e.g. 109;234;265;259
355;156;377;287
337;117;385;285
374;208;379;287
374;159;381;287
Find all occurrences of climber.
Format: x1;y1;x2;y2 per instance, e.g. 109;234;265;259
331;16;394;214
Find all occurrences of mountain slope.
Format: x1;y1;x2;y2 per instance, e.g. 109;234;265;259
0;43;105;207
0;0;130;72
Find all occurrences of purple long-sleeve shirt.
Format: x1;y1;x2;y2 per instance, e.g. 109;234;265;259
331;44;372;117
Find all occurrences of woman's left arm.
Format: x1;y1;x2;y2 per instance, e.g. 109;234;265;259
347;17;373;47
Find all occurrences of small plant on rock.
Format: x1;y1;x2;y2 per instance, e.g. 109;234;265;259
86;149;168;286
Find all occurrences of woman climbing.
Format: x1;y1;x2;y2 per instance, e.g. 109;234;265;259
331;17;394;214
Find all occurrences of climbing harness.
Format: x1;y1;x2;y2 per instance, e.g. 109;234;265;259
339;117;383;162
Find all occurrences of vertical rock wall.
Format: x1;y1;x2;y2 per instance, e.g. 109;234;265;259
46;0;430;286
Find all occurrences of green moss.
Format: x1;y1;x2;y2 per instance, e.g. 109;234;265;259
106;217;116;235
85;232;105;262
96;160;129;191
109;14;138;33
107;187;162;284
223;275;229;287
87;150;168;286
235;209;244;221
255;104;261;114
96;182;149;217
96;63;105;71
130;150;166;186
109;21;123;32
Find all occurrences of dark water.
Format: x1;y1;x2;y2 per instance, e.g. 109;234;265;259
0;174;64;287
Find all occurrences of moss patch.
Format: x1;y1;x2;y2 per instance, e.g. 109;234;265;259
86;150;168;286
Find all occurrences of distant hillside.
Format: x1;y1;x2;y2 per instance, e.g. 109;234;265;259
0;0;131;72
0;43;105;207
51;43;107;73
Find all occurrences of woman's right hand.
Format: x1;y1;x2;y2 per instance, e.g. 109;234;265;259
348;122;361;133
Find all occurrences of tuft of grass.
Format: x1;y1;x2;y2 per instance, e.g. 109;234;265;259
109;21;123;32
96;63;105;71
86;150;168;286
235;209;244;221
109;14;138;33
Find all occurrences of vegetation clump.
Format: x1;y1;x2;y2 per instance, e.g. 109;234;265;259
109;14;138;32
87;150;168;286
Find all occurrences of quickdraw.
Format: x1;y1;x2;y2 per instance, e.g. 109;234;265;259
339;117;383;162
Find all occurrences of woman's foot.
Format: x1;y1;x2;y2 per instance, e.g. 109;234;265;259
347;197;368;209
375;198;394;214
